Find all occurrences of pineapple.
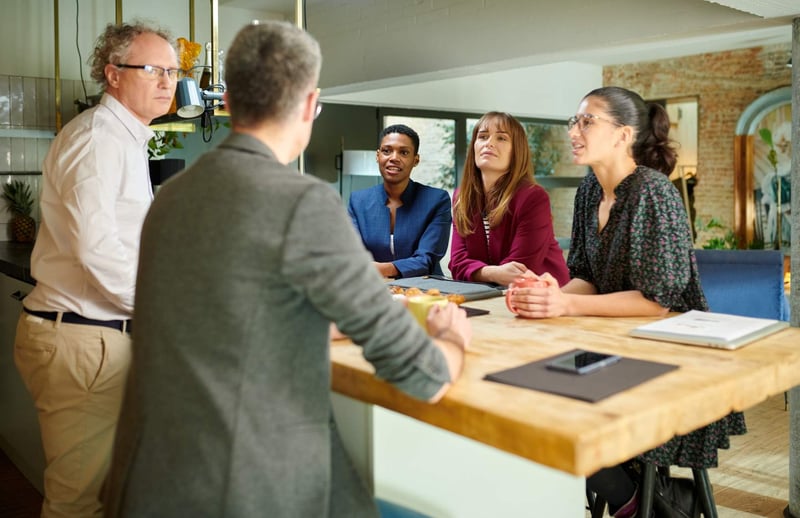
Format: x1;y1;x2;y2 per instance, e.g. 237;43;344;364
2;180;36;243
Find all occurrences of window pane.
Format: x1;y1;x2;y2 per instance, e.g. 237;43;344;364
524;121;584;242
466;118;479;140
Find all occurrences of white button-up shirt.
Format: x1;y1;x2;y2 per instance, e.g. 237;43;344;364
25;93;155;320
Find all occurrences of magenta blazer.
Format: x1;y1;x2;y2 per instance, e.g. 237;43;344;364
449;182;569;286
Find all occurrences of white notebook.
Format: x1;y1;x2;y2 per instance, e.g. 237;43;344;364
629;310;790;350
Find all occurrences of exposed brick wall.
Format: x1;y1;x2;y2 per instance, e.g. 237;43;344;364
603;44;792;247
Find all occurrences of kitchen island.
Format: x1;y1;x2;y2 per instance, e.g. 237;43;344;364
331;295;800;517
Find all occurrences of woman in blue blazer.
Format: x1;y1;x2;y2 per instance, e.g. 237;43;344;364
348;124;451;278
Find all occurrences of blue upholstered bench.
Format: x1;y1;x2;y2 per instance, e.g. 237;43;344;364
695;248;790;413
694;249;789;321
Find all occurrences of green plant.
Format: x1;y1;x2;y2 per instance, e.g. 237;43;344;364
759;128;779;171
431;120;456;190
697;218;738;249
757;127;786;249
148;130;184;160
2;180;36;242
524;123;560;176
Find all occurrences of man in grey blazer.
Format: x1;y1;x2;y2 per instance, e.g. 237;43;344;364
102;20;470;518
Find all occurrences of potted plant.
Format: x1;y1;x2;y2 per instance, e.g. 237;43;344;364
697;218;738;249
148;130;184;160
2;180;36;243
148;130;186;186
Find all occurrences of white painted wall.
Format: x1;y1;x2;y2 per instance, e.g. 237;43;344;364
0;1;283;83
324;61;602;120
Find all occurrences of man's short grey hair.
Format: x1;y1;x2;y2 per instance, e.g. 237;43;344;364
225;21;322;127
90;21;175;91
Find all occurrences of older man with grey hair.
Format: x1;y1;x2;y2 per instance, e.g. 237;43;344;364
15;21;177;518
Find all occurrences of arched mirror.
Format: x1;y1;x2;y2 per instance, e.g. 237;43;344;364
665;97;699;240
648;97;699;240
734;86;792;250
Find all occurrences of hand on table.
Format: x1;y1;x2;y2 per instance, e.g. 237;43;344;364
507;272;567;319
426;302;471;351
476;261;529;287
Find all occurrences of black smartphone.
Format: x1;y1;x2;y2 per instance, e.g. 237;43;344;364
545;349;622;375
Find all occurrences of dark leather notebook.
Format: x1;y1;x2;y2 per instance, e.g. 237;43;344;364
388;276;504;301
484;353;678;403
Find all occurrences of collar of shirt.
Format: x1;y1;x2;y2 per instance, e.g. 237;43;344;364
99;93;156;151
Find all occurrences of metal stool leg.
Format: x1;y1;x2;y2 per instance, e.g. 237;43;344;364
589;492;606;518
639;462;657;516
692;468;718;518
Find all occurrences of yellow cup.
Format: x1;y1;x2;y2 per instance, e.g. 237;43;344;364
407;295;449;330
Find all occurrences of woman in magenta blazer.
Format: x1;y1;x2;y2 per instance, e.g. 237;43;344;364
449;112;568;287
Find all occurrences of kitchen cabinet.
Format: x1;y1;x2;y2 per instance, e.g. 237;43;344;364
0;273;44;493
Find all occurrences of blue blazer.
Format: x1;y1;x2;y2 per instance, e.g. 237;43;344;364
348;180;451;278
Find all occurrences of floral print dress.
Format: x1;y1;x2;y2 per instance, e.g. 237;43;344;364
568;166;746;468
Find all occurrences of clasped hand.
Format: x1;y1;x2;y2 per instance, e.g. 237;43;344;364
507;272;567;319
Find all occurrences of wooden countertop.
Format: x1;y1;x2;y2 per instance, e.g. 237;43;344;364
330;296;800;476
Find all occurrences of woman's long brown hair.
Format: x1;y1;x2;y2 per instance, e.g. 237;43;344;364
453;112;535;236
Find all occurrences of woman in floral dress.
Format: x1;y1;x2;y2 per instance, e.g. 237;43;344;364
508;86;745;517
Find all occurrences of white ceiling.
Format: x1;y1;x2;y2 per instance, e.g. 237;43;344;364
223;0;800;18
703;0;800;18
220;0;798;91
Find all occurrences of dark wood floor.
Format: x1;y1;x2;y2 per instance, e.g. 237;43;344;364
0;448;42;518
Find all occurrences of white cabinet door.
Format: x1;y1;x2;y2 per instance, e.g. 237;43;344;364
0;274;44;493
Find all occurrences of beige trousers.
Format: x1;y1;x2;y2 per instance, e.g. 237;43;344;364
14;312;132;518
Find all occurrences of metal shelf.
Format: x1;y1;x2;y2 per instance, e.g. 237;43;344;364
0;129;56;139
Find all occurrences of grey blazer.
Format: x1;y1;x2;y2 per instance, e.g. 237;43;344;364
103;133;451;518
